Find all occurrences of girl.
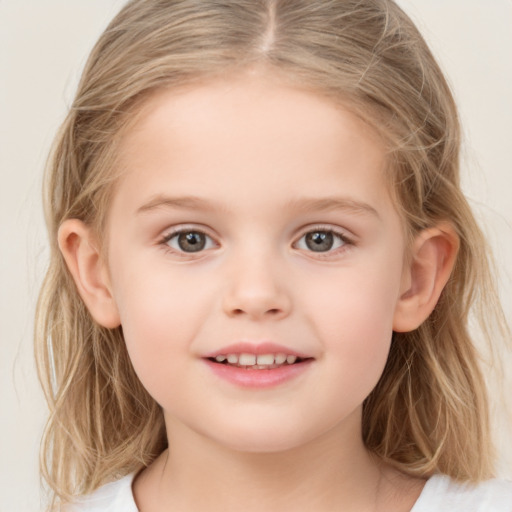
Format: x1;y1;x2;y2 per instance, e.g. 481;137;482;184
35;0;512;510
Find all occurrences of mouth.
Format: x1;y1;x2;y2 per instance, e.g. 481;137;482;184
207;352;311;370
203;342;314;387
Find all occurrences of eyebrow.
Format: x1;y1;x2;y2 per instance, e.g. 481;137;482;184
284;196;380;218
136;194;380;218
137;195;226;214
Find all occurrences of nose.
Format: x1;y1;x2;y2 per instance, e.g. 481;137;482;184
221;251;292;321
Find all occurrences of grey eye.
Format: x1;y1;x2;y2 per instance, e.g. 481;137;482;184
166;231;213;253
305;231;333;252
296;230;345;253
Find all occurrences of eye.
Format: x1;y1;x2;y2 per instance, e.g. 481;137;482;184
163;229;216;253
295;229;348;253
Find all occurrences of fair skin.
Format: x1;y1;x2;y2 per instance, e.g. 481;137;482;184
59;72;458;512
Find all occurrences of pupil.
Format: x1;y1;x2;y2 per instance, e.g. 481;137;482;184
178;232;206;252
306;231;333;252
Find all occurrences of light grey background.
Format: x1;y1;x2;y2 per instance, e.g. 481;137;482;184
1;1;511;510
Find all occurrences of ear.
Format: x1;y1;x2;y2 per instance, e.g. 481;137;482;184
58;219;121;329
393;223;459;332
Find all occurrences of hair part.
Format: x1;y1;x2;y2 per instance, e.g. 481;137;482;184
36;0;508;506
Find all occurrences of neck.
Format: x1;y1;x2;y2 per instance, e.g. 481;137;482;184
134;408;392;512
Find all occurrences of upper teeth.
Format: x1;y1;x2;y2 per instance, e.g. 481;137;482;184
214;353;298;366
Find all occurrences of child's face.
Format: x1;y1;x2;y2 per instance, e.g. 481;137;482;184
104;73;409;452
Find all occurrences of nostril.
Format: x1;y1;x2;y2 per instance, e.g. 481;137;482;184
223;292;291;319
231;307;284;317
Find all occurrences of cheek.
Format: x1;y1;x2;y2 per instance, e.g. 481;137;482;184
304;256;402;333
319;294;394;387
301;257;403;387
108;260;206;393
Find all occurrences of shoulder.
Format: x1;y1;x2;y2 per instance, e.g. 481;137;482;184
412;474;512;512
65;473;138;512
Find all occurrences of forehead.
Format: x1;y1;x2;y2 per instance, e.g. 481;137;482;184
120;70;385;150
112;73;393;218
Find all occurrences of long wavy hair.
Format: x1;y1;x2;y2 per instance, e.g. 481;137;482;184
35;0;508;507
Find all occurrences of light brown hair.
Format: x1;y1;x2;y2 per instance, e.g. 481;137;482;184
35;0;508;507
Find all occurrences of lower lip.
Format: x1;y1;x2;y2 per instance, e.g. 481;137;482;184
204;359;313;388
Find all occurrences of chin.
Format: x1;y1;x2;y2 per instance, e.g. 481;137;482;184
203;420;323;455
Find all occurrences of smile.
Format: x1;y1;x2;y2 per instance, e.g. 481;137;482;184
203;343;314;388
209;352;305;369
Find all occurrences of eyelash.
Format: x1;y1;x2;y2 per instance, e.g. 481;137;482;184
160;227;216;257
159;225;354;258
295;225;354;258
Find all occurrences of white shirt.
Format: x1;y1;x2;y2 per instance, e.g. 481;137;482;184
67;473;512;511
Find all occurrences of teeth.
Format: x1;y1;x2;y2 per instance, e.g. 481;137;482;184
256;354;275;365
227;354;238;364
213;352;304;368
238;353;256;366
275;353;287;365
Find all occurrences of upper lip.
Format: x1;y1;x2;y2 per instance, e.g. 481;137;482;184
203;341;313;359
